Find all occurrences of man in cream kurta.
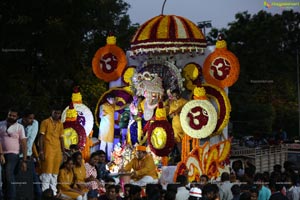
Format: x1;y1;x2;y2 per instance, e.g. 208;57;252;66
99;94;116;161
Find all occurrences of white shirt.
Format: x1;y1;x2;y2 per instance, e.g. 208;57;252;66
286;186;300;200
18;119;38;156
176;186;190;200
219;181;234;200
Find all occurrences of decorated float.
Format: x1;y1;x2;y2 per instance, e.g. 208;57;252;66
61;87;94;160
90;5;240;183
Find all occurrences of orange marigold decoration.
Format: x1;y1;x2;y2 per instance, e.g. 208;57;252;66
82;131;93;161
203;34;240;88
161;156;169;166
173;161;187;182
92;34;127;82
192;138;199;149
174;139;231;182
181;134;191;162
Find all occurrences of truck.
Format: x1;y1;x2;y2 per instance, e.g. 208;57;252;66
230;143;300;173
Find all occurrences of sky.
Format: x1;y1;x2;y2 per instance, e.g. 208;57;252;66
124;0;300;30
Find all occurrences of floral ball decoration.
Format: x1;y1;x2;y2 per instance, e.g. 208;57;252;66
92;35;127;82
148;121;174;157
203;34;240;88
202;83;231;136
147;102;175;157
63;103;87;150
182;62;203;91
180;87;217;139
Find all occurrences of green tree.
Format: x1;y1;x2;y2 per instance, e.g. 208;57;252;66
0;0;137;120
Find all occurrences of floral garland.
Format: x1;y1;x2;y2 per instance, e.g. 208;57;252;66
180;99;217;139
173;161;187;182
82;131;93;161
203;35;240;88
202;84;231;136
62;127;78;149
173;139;231;181
122;66;136;86
63;120;86;151
181;134;190;162
62;104;94;137
147;102;175;157
72;86;82;104
92;35;127;82
61;87;94;137
147;120;175;157
63;103;87;150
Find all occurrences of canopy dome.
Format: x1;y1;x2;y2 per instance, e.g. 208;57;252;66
130;15;207;55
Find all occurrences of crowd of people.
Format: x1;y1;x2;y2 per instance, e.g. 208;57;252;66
0;104;299;200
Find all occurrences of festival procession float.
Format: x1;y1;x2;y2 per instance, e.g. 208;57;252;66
89;5;240;184
61;87;94;160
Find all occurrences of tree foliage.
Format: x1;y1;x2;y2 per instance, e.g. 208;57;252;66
210;10;300;137
0;0;137;120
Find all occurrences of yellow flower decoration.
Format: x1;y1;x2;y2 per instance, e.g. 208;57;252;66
107;35;116;45
72;92;82;104
66;103;78;122
186;81;196;91
182;63;201;91
66;109;77;120
122;66;136;86
71;86;82;104
155;103;167;120
150;127;167;149
216;40;227;49
63;127;79;149
183;63;199;80
193;87;206;100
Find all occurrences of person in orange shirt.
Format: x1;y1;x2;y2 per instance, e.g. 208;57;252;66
120;145;158;186
72;151;89;193
39;107;66;195
58;157;87;200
